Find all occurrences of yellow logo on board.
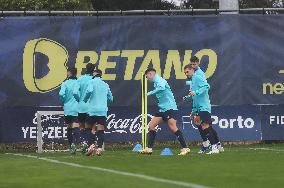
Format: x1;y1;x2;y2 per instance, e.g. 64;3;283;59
263;70;284;95
23;38;68;93
23;38;218;93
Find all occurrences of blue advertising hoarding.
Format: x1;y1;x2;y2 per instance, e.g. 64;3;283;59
2;105;280;143
0;16;284;108
260;105;284;140
0;15;283;143
179;105;262;141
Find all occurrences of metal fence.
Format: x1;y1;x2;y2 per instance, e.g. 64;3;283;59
1;8;284;16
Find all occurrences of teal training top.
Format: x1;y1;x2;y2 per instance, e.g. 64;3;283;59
59;77;80;116
77;74;93;113
195;67;206;79
185;67;210;112
184;74;211;113
147;74;178;112
185;67;205;88
84;77;113;117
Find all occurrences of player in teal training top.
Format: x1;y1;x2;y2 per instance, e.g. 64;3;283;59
77;63;94;153
139;68;190;156
183;64;223;154
84;69;113;156
186;56;211;153
59;67;80;154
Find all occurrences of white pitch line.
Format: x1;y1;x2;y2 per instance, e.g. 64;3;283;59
249;148;284;152
6;153;210;188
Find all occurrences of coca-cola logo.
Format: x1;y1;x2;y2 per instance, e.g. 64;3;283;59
106;113;156;134
30;112;160;136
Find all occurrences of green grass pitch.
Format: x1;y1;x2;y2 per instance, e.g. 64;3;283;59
1;144;284;188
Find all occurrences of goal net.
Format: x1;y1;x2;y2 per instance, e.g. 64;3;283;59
36;110;105;153
36;111;67;153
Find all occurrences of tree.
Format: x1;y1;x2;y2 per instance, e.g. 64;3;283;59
239;0;283;8
0;0;91;10
180;0;283;9
0;0;176;11
90;0;176;11
181;0;218;9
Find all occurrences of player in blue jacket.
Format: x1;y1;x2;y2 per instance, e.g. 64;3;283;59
183;64;223;154
84;69;113;156
77;63;94;153
186;56;211;153
139;68;190;156
59;67;80;154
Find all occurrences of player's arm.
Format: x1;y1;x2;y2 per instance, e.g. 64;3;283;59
59;83;66;103
183;80;192;101
185;80;192;87
189;104;198;122
183;95;192;101
191;105;198;114
107;86;113;103
147;79;166;96
84;82;93;102
73;82;80;102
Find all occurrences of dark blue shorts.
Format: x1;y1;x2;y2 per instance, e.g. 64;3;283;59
78;113;88;124
64;116;78;125
86;116;107;126
196;111;212;124
155;110;177;122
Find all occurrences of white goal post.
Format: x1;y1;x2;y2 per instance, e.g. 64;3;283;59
36;110;105;153
37;111;64;153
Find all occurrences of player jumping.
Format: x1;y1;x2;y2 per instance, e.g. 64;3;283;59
84;69;113;156
59;67;80;154
183;64;223;154
77;63;95;153
139;68;190;156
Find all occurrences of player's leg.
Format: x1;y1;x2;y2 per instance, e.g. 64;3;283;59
78;113;89;153
148;116;163;148
65;116;73;149
85;125;98;156
202;124;220;154
72;121;80;146
63;116;79;154
86;116;106;156
197;126;211;153
71;117;80;146
193;115;211;154
84;118;94;147
168;119;188;149
198;112;220;154
209;124;224;152
95;121;105;156
166;110;190;155
70;116;79;154
85;116;97;156
78;113;86;143
139;115;163;154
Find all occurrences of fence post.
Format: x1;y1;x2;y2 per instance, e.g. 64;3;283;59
219;0;239;14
